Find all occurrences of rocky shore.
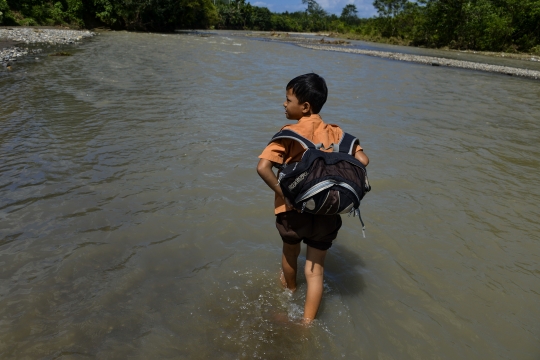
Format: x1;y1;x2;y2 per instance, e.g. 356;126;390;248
0;46;42;67
1;28;96;68
300;44;540;80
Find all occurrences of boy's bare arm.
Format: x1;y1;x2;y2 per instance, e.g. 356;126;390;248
256;159;294;210
355;149;369;166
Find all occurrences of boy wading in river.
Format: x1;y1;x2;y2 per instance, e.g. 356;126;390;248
257;73;369;323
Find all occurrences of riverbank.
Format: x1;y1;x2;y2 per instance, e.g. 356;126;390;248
3;28;539;80
330;32;540;63
300;44;540;80
239;31;540;80
0;28;96;68
245;30;540;63
252;31;540;64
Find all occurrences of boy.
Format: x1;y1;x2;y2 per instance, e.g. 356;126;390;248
256;73;369;323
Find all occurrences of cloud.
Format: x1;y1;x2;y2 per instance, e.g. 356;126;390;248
252;1;273;9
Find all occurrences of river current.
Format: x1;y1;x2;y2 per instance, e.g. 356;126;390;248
1;31;539;359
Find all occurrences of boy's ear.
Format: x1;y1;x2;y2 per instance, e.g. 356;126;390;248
301;101;311;114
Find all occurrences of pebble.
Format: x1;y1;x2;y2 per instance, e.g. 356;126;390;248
300;44;540;80
0;46;42;67
0;28;96;68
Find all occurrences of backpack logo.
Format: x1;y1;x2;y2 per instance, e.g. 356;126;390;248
288;171;309;191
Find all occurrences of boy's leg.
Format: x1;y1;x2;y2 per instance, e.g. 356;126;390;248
281;242;301;291
303;245;327;322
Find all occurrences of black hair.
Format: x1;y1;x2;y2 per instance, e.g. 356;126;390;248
286;73;328;114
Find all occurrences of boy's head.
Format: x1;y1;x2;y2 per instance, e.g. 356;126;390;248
284;73;327;119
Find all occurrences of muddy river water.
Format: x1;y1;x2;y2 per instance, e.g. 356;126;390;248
1;31;539;359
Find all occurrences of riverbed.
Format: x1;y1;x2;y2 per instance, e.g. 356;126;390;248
1;31;539;359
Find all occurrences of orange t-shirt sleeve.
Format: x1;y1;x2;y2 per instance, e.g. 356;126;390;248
259;140;287;164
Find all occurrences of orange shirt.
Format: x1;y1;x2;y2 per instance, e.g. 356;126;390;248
259;114;362;214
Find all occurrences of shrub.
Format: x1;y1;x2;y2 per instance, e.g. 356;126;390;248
530;45;540;55
0;0;9;24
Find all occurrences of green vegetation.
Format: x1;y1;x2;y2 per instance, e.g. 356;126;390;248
1;0;539;53
0;0;217;30
215;0;540;53
1;0;83;27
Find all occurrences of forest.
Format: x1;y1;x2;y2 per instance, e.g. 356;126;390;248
1;0;539;53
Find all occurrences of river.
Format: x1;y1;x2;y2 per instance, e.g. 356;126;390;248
1;31;539;359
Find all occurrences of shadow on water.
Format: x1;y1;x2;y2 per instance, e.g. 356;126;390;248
325;242;367;297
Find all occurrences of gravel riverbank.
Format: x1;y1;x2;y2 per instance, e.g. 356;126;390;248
1;28;96;68
300;44;540;80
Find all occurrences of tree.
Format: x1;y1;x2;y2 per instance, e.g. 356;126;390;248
301;0;327;31
249;6;272;30
340;4;358;25
90;0;217;31
302;0;326;17
372;0;409;36
373;0;408;17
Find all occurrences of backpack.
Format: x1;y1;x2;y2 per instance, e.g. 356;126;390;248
270;129;371;237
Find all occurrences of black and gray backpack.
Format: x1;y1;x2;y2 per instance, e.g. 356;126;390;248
271;129;371;237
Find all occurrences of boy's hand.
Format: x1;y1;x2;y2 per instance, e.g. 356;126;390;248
257;159;297;211
284;196;295;211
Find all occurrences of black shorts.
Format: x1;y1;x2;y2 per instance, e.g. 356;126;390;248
275;211;342;251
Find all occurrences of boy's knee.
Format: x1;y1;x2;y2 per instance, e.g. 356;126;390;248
283;242;301;258
304;261;324;279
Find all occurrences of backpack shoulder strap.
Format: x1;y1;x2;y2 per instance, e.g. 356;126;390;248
333;132;359;155
269;129;317;150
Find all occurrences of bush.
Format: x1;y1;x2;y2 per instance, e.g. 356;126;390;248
270;13;302;32
0;0;7;24
19;16;38;26
2;0;217;30
329;19;347;33
455;0;512;50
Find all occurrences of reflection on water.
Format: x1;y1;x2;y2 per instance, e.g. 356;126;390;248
1;31;539;359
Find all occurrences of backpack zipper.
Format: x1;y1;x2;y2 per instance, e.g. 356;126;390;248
295;180;337;203
296;181;366;237
337;182;360;203
295;180;361;205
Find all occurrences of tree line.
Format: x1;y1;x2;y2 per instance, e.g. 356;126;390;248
1;0;539;53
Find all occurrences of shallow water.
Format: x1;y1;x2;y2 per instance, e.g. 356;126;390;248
1;31;539;359
241;30;540;72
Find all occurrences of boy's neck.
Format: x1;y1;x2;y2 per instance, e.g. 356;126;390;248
291;112;318;122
